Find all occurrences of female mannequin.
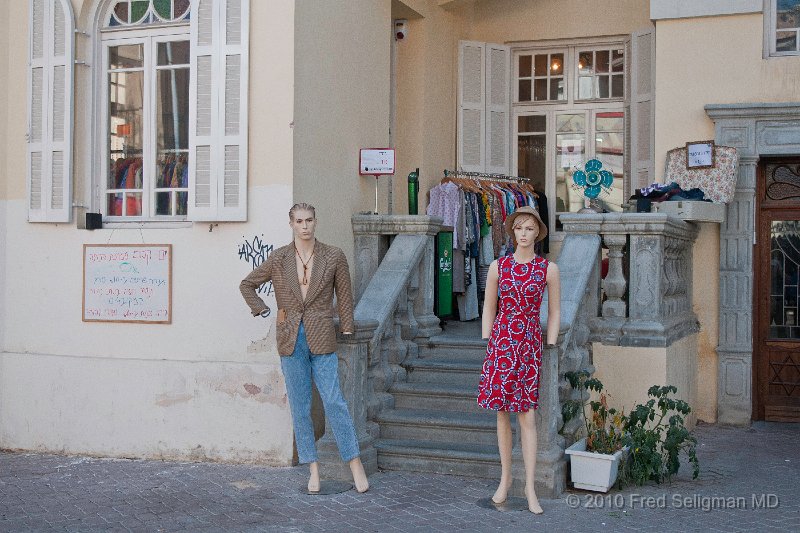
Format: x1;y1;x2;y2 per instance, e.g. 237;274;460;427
240;203;369;493
477;206;560;514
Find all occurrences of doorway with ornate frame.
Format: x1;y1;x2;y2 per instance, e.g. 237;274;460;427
755;158;800;422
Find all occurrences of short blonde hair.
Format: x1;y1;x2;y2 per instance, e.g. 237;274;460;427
289;202;316;220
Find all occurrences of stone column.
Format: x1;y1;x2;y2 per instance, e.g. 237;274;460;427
317;319;379;480
716;157;757;425
509;342;566;499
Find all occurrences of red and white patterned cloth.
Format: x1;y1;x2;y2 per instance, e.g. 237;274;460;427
477;254;547;412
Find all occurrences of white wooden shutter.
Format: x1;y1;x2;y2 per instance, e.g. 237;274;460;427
485;43;510;175
27;0;74;223
627;28;655;192
458;41;485;173
189;0;249;221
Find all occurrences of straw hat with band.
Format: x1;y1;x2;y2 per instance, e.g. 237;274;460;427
504;206;548;244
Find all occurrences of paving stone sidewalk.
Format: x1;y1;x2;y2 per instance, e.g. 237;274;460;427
1;422;798;532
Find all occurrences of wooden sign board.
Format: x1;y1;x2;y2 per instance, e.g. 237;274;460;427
83;244;172;324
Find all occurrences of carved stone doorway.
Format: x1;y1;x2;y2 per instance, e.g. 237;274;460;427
706;103;800;425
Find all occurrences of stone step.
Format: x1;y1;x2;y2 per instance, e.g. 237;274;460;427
403;358;483;387
389;381;482;412
375;438;501;478
376;408;502;446
418;334;487;360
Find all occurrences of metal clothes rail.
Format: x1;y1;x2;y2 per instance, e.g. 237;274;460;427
442;169;529;183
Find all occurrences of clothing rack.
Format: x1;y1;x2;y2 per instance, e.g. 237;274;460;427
443;169;529;183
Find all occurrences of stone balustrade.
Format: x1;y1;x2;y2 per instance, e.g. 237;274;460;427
318;215;443;479
560;213;700;347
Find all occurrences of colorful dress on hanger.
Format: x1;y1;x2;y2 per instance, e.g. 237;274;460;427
477;254;548;412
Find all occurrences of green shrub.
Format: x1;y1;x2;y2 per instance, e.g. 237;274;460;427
622;385;700;485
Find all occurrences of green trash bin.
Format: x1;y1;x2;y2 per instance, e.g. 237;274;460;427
434;227;454;318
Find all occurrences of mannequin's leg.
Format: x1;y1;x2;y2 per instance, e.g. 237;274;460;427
311;352;369;493
280;324;320;492
307;461;320;492
518;409;543;514
492;411;513;503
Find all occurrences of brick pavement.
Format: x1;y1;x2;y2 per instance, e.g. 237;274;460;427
1;422;798;532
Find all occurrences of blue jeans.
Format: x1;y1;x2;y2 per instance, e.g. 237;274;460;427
280;322;360;464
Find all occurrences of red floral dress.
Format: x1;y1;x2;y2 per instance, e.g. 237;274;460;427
477;255;548;412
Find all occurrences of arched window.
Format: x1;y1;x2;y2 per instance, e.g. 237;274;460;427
96;0;249;222
101;0;192;219
107;0;191;27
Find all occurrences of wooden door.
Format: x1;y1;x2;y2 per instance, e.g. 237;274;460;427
755;160;800;421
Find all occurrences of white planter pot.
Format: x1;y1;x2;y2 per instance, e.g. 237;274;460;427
565;437;626;492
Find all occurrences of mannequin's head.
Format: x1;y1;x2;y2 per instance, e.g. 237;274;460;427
289;203;317;242
511;214;539;249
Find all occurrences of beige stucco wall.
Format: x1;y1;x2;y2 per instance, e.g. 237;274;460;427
2;1;28;201
0;0;298;462
293;0;392;265
654;13;800;180
456;0;651;43
593;334;698;428
692;223;720;423
393;1;462;214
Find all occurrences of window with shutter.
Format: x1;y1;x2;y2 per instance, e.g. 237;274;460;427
100;1;192;220
27;0;75;223
627;29;655;193
766;0;800;57
486;44;510;176
458;41;485;173
92;0;248;223
458;41;510;175
189;0;249;222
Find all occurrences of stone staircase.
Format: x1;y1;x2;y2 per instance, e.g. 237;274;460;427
374;322;513;478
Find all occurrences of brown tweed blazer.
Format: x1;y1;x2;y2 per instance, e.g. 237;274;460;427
239;240;355;356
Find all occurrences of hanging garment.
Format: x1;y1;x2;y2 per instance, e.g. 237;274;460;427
537;192;550;255
452;249;466;293
427;182;463;249
479;231;495;267
457;257;479;321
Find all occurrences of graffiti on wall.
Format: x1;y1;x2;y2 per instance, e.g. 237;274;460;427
238;234;273;295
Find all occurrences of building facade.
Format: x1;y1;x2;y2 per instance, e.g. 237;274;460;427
1;0;798;468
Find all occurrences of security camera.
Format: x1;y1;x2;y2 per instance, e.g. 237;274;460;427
394;19;407;41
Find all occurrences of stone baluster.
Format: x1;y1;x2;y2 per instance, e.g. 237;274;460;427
601;233;627;319
317;319;379;479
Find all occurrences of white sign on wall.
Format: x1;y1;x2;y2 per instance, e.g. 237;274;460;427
359;148;395;175
83;244;172;324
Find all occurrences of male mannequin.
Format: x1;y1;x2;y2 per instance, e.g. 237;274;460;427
240;203;369;493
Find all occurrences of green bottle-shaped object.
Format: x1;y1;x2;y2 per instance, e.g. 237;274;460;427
408;168;419;215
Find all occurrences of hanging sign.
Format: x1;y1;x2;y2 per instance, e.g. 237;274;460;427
83;244;172;324
359;148;395;176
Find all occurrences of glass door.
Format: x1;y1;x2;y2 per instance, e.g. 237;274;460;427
756;160;800;421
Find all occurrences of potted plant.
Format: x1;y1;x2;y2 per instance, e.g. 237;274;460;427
562;370;627;492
